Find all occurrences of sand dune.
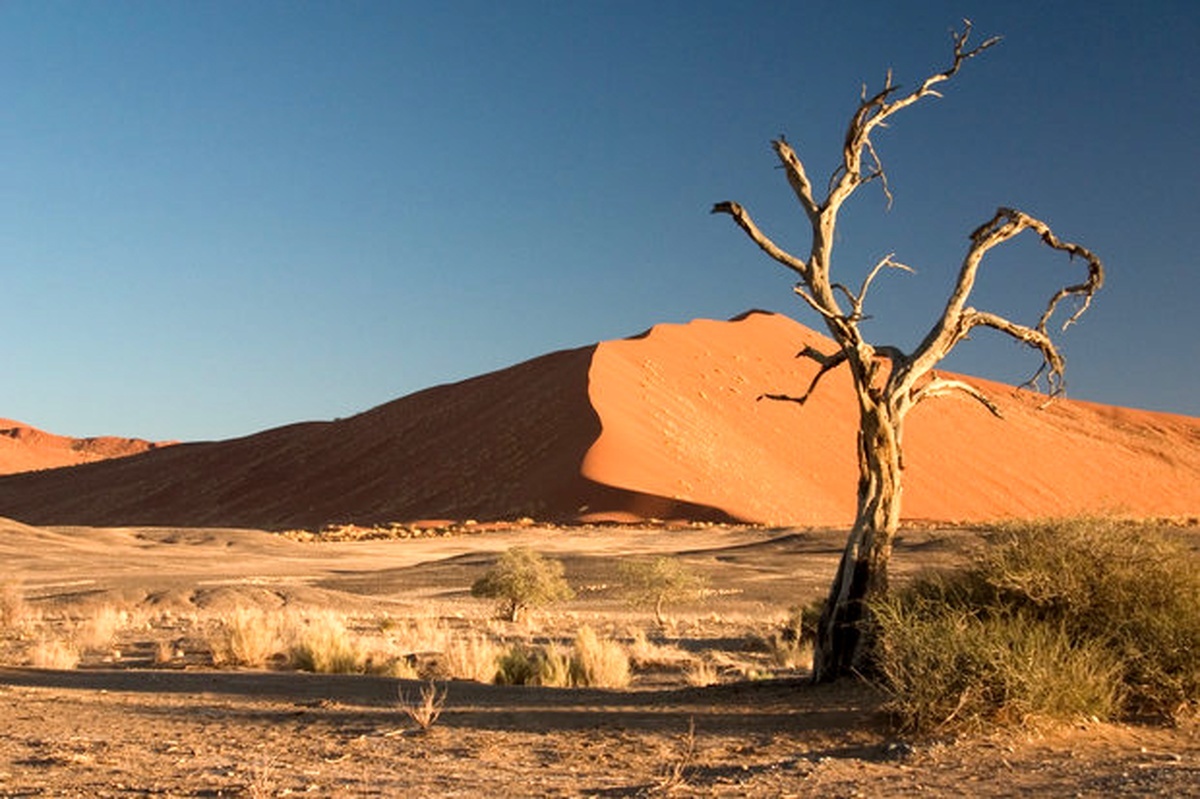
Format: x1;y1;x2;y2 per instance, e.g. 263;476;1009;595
0;311;1196;528
0;419;171;476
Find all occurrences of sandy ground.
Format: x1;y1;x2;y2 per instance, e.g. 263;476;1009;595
0;519;1197;797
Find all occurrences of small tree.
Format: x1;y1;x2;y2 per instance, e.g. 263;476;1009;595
619;556;706;626
471;547;574;622
713;22;1104;681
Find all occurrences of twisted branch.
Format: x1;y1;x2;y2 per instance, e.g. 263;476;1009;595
910;375;1003;417
906;207;1104;398
759;347;849;406
710;201;809;278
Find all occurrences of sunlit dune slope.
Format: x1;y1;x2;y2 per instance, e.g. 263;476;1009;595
0;311;1196;528
0;419;172;475
583;312;1200;524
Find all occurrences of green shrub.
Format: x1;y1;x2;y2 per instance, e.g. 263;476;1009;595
471;547;574;622
873;598;1122;732
619;557;706;625
871;518;1200;732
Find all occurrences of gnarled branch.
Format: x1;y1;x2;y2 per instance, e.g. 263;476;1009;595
772;137;819;222
906;207;1104;398
910;375;1003;418
830;21;1000;210
710;201;809;278
758;347;849;406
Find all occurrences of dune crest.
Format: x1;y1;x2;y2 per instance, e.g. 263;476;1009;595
0;312;1196;528
0;419;173;476
583;311;1200;524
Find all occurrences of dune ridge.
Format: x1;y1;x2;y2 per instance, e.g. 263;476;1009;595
0;419;173;476
0;311;1196;528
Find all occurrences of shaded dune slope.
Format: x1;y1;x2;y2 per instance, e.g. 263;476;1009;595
0;311;1197;529
0;346;726;529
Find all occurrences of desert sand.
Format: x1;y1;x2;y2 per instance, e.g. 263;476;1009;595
1;516;1197;796
0;311;1196;530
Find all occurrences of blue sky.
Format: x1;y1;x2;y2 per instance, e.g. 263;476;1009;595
2;1;1197;441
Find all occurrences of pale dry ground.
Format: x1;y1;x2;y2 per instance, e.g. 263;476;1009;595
0;519;1197;797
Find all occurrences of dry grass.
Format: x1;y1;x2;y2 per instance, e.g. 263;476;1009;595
208;606;284;668
76;605;126;653
398;681;448;732
28;638;80;670
441;631;502;682
654;717;697;793
0;580;31;629
570;625;631;688
683;658;720;687
287;611;364;673
494;642;573;686
627;627;691;670
873;517;1200;732
383;615;452;655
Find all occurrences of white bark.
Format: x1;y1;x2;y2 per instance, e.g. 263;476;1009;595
713;22;1104;681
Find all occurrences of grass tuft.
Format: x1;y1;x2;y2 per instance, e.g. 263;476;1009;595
569;625;631;688
398;681;448;732
0;580;31;629
28;638;80;670
208;606;284;668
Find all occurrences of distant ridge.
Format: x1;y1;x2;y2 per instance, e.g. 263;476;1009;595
0;419;173;476
0;311;1197;528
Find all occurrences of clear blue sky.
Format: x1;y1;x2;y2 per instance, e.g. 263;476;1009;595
3;1;1197;441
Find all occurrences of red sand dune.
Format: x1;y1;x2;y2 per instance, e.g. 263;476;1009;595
0;311;1196;529
0;419;172;476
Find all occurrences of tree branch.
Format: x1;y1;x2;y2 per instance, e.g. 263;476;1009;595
772;137;820;222
905;207;1104;398
910;375;1003;418
710;201;809;277
830;20;1000;211
758;347;849;406
960;309;1068;395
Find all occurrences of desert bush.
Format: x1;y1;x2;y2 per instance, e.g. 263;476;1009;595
569;625;631;688
872;518;1200;732
619;556;706;625
494;642;572;686
28;637;80;670
208;606;284;668
471;547;574;622
874;598;1123;732
398;681;448;732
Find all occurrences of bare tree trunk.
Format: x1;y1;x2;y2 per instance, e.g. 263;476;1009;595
812;397;903;682
711;23;1103;683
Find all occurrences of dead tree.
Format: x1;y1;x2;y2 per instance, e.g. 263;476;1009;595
712;22;1104;682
